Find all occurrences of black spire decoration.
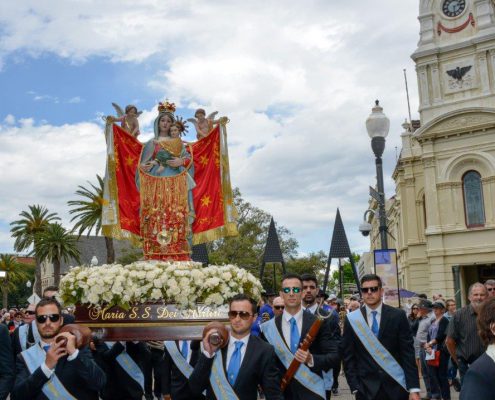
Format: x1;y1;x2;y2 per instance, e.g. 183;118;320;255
259;217;286;290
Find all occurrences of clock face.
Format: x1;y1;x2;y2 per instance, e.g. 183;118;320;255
442;0;466;18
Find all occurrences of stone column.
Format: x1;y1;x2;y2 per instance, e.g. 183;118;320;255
478;51;490;95
452;265;462;307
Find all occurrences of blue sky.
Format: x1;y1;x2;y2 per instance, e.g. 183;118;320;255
0;1;420;258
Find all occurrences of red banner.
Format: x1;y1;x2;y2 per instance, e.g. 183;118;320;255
190;125;224;234
113;125;142;235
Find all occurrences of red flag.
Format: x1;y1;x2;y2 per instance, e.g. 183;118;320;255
190;125;224;235
112;125;142;236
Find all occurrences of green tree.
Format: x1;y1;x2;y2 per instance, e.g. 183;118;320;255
10;205;60;296
0;254;30;309
34;223;81;287
207;188;298;276
68;174;115;263
329;253;361;295
7;261;35;307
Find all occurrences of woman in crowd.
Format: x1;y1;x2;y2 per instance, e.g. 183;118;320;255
425;300;450;400
460;297;495;400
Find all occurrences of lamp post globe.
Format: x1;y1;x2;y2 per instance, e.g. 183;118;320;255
366;100;390;158
91;256;98;267
366;100;389;250
26;280;31;288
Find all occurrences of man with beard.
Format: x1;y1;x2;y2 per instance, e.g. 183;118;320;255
12;297;106;399
189;294;283;399
446;282;488;384
301;274;340;399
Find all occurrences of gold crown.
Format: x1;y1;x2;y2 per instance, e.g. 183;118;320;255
158;100;176;114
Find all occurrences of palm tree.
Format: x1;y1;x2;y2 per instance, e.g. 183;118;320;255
0;254;30;309
34;223;81;287
68;175;115;263
10;205;60;296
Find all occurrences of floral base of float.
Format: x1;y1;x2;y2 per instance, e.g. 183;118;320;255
60;260;262;341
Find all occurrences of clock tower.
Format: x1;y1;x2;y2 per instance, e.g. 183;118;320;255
388;0;495;301
413;0;495;123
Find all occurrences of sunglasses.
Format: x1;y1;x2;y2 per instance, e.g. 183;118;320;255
274;305;285;310
36;314;61;324
25;311;36;315
412;307;418;310
228;311;253;320
282;287;301;294
361;286;380;293
487;288;494;292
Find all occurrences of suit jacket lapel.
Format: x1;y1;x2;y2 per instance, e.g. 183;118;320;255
378;304;389;340
300;311;312;344
233;336;255;388
222;345;228;369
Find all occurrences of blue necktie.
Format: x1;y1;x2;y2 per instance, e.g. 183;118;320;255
181;341;189;359
43;345;50;352
290;317;300;354
227;341;244;386
371;311;379;337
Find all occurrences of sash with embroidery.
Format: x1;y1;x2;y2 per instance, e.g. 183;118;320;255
261;318;325;399
347;309;407;390
164;341;193;378
21;344;77;400
105;342;145;390
210;350;239;400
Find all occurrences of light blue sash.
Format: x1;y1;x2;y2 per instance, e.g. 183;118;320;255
32;320;41;344
347;309;407;390
106;342;145;390
164;341;193;378
18;323;29;351
261;318;325;399
21;344;77;400
210;351;239;400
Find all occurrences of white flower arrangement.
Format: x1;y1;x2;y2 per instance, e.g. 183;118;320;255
60;260;263;309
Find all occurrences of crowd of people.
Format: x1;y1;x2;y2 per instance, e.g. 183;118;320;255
0;278;494;400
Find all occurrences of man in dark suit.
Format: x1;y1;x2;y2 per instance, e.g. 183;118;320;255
189;294;283;400
342;274;420;400
0;323;14;400
301;273;340;399
94;340;147;400
12;297;105;399
161;340;204;400
263;273;341;400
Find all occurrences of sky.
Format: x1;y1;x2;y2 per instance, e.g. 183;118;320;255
0;1;421;259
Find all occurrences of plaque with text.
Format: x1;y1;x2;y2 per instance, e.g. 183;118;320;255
75;303;229;341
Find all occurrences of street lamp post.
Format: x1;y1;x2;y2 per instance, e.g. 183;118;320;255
366;100;390;250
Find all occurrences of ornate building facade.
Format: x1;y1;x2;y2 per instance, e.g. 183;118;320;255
368;0;495;304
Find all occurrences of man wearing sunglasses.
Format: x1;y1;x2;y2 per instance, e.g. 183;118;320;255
12;297;106;400
273;297;285;317
189;293;283;399
342;274;419;400
12;303;39;358
262;273;341;400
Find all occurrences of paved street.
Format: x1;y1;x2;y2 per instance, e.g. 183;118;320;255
321;373;461;400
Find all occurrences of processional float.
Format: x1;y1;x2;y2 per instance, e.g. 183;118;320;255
60;101;262;341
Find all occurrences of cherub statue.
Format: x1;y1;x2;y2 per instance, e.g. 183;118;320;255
187;108;220;140
107;103;142;138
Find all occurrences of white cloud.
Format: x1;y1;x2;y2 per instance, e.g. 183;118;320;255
0;1;422;255
3;114;15;125
68;96;83;104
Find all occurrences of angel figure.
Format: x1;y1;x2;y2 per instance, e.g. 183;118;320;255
107;103;142;138
187;108;220;140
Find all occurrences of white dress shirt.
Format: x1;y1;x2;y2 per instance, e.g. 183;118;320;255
304;303;318;314
225;333;250;367
364;303;383;330
281;308;303;348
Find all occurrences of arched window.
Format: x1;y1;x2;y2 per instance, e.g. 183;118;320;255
463;171;485;227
